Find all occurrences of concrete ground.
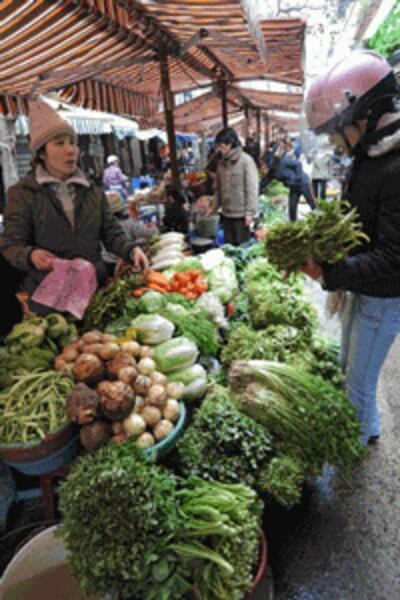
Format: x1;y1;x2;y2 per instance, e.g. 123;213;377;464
265;279;400;600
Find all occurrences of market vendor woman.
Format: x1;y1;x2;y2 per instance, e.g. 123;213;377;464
0;99;148;314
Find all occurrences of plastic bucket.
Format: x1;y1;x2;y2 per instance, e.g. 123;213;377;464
0;526;100;600
247;531;268;597
195;215;220;238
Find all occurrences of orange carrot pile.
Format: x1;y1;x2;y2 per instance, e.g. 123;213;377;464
131;269;208;300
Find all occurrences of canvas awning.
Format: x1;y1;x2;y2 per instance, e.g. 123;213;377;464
1;1;305;119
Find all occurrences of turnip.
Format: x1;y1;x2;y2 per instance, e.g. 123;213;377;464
137;357;156;376
98;342;120;361
141;406;162;427
162;399;180;422
120;341;141;358
123;413;146;437
82;331;103;344
147;384;167;407
151;371;168;387
140;345;154;359
153;419;174;440
166;382;185;400
136;431;155;448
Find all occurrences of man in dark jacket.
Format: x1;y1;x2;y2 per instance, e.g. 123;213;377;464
261;138;316;221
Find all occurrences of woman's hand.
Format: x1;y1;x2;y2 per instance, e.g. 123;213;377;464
299;257;323;280
130;246;149;270
30;249;56;270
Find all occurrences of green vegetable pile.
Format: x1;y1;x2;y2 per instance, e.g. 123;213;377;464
171;477;263;600
176;386;272;490
83;272;145;331
221;323;306;368
245;280;317;337
264;200;369;272
59;440;263;600
0;370;74;445
0;313;78;389
230;360;364;480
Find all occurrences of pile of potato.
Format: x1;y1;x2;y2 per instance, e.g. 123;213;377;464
57;330;183;451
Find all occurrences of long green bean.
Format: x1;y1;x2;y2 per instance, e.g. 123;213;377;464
0;370;74;445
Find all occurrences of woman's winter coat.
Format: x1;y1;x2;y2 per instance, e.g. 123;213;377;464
323;120;400;297
216;147;259;218
0;173;136;295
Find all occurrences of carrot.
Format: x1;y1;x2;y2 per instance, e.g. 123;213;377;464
148;283;167;294
147;271;170;288
132;287;148;298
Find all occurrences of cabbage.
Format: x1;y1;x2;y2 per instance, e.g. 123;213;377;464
168;364;207;402
153;337;199;373
137;291;164;314
196;292;228;329
130;314;175;345
208;260;238;304
200;248;225;272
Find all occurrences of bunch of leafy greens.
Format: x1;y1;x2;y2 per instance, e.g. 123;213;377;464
221;242;264;285
58;442;181;600
59;440;264;600
83;272;145;332
162;303;220;357
176;386;273;490
264;200;368;273
245;280;317;338
106;292;194;337
221;323;307;368
171;477;263;600
230;360;364;480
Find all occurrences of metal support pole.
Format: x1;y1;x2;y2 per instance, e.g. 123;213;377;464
221;80;228;128
244;106;249;141
159;51;180;187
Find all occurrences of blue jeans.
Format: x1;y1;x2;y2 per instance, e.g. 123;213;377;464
340;294;400;444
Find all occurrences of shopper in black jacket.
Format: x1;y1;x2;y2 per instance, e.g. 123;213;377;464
303;50;400;445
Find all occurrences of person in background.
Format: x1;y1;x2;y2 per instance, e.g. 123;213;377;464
0;99;148;315
215;127;259;246
311;144;332;200
163;186;189;234
260;138;316;221
102;154;130;202
303;50;400;445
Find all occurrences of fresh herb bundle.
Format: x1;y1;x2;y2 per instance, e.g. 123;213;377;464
264;200;369;272
230;360;364;479
176;386;273;490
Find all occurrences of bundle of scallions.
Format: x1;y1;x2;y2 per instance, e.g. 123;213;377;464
229;360;364;479
263;200;369;272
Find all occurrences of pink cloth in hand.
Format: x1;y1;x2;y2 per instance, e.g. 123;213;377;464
31;258;98;319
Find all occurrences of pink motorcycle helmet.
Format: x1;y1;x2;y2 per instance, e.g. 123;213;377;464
305;51;396;134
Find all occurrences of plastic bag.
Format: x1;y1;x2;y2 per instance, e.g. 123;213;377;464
31;258;97;319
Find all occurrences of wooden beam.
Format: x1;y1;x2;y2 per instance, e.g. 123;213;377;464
159;50;180;188
240;0;268;64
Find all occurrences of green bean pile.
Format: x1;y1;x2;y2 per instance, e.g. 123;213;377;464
264;200;369;272
0;370;74;445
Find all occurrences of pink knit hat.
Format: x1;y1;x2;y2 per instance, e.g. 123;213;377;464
29;99;77;153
